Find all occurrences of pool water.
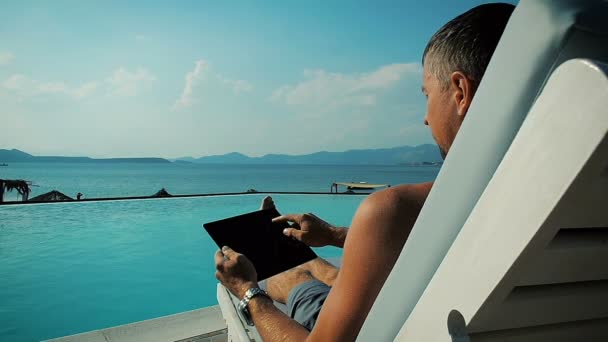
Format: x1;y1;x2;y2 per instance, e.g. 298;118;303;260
0;194;362;341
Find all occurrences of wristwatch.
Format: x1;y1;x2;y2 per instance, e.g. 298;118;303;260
237;287;270;326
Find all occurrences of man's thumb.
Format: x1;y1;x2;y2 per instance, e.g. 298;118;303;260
283;228;304;241
222;246;236;257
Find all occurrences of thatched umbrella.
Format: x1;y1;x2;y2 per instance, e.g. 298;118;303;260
151;188;172;198
28;190;74;202
0;179;31;203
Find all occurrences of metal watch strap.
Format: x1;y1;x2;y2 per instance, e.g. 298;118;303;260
237;287;269;326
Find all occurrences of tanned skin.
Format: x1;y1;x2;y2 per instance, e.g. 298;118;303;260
215;183;432;341
214;62;474;341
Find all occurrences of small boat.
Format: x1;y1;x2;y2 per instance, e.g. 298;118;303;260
0;163;7;166
331;181;389;193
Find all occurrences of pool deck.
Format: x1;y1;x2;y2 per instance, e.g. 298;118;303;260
46;306;227;342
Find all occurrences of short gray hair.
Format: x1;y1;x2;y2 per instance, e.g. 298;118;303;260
423;3;515;91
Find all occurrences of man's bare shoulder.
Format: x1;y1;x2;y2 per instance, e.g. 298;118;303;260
359;182;434;218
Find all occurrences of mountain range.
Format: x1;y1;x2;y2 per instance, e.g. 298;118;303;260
177;144;442;165
0;144;442;165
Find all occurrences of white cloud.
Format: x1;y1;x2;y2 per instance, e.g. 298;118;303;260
270;63;421;108
1;66;155;100
220;77;253;93
134;34;147;41
106;67;156;96
2;74;97;99
173;60;254;110
0;52;15;66
173;60;208;109
264;62;426;150
73;82;98;98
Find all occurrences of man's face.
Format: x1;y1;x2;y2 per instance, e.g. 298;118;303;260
421;65;461;160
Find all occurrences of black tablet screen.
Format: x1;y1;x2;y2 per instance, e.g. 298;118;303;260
203;208;317;281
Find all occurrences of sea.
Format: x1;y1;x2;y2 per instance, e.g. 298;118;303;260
0;163;440;341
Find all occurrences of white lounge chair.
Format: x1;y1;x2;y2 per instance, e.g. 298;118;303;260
216;1;608;340
360;0;608;340
397;58;608;341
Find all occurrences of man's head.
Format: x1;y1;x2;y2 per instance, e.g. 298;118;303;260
422;3;515;159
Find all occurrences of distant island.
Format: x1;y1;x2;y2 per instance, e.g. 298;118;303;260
0;144;443;166
0;149;170;164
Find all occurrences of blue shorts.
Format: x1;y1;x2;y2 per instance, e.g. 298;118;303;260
286;280;331;331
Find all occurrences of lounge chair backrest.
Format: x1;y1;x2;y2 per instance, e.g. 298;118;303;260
357;1;608;340
398;58;608;341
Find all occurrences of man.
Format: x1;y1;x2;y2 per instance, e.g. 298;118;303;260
214;3;515;341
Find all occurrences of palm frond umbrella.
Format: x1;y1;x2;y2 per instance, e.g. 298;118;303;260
28;190;74;202
151;188;172;198
0;179;31;203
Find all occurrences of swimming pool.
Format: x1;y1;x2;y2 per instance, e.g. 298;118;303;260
0;194;363;341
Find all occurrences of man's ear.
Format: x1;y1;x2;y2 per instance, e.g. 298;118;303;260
449;71;473;120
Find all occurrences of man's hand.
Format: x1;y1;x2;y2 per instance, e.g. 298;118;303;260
214;246;259;299
215;245;311;342
273;213;346;247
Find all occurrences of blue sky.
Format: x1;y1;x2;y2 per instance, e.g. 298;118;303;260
0;0;512;158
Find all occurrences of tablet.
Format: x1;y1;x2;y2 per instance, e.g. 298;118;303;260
203;208;317;281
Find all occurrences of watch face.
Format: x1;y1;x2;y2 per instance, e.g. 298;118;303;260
246;288;266;299
237;301;254;326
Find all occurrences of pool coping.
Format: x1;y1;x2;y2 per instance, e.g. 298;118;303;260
0;191;369;207
44;305;228;342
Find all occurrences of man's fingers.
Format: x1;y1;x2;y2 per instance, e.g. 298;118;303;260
283;227;304;241
221;245;237;259
272;214;301;225
214;250;225;267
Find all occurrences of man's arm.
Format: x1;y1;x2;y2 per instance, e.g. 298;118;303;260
247;295;310;341
308;182;432;341
216;182;433;341
215;247;311;341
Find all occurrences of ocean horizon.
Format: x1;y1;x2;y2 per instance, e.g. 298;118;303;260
0;162;440;202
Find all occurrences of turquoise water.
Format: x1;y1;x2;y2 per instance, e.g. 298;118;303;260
0;194;364;342
0;163;440;200
0;163;439;341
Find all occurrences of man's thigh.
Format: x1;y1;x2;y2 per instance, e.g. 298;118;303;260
298;257;340;287
264;267;316;303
